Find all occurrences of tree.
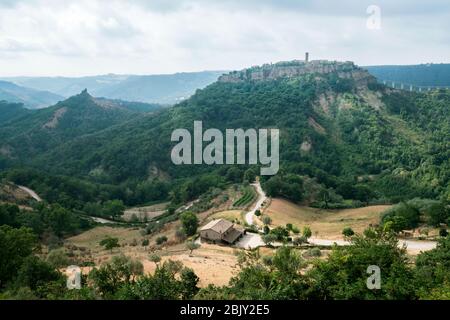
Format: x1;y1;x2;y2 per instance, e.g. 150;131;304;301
186;241;200;255
270;226;289;241
318;188;331;208
415;237;450;297
0;226;37;288
426;203;448;227
302;226;312;240
103;200;125;220
439;229;448;238
180;268;200;299
89;255;143;297
141;239;149;248
308;227;417;300
100;237;120;253
244;168;257;183
382;202;420;232
15;255;62;291
262;234;277;246
255;210;261;217
342;227;355;238
180;212;199;236
149;254;161;266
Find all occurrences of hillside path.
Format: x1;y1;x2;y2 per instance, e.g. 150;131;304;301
18;185;42;202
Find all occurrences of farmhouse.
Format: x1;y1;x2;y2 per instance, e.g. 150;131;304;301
200;219;245;244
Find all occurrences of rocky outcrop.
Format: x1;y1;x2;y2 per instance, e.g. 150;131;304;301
219;60;375;86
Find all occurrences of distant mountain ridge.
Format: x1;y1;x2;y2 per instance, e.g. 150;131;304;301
364;63;450;87
1;71;226;105
0;80;64;109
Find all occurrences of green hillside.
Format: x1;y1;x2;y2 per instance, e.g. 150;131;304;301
0;101;31;125
8;60;446;205
0;90;161;161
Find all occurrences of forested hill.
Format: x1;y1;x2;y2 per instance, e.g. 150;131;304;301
365;64;450;87
0;90;163;161
0;101;31;125
8;59;446;205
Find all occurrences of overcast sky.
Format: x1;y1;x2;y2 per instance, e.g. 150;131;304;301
0;0;449;76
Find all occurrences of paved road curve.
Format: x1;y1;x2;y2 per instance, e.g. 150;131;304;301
245;181;267;226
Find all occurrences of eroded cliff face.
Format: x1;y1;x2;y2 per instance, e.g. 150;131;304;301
219;60;375;87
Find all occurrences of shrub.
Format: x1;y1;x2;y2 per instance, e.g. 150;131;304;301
382;202;420;232
293;236;307;246
156;236;168;245
307;247;322;257
342;227;355;237
262;216;272;225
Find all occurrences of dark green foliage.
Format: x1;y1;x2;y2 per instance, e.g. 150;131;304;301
270;226;289;241
263;174;304;202
0;202;88;238
307;228;417;299
89;255;144;298
415;237;450;297
0;225;37;288
99;237;120;252
342;227;355;237
2;69;449;205
15;256;62;291
180;212;199;236
0;101;30;125
156;236;168;245
382;202;421;232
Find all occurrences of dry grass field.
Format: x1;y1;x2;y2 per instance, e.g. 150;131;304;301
266;198;391;239
66;224;241;287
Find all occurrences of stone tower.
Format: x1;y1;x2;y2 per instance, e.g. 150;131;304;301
305;52;309;63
